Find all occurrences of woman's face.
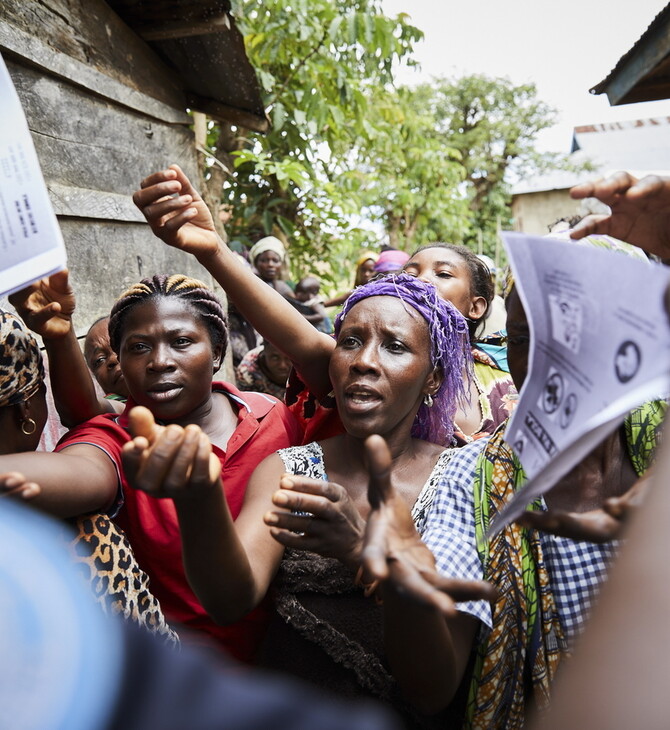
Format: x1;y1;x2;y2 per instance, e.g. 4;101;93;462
403;248;486;321
329;297;439;440
84;318;128;398
255;251;283;281
261;342;292;385
118;298;221;422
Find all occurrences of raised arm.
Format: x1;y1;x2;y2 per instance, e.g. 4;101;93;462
121;406;285;624
362;435;494;713
569;172;670;258
132;166;334;398
8;271;120;427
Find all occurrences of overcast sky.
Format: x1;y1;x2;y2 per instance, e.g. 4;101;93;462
381;0;670;153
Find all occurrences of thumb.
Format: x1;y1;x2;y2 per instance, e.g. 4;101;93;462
128;406;162;444
49;269;72;294
365;434;393;510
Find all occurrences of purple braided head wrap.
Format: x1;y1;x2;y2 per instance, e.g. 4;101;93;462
334;273;472;446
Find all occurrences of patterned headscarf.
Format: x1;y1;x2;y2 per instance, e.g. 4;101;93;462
335;273;472;446
0;309;44;408
248;236;285;264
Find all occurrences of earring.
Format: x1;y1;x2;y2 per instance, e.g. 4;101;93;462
21;417;37;435
423;393;434;408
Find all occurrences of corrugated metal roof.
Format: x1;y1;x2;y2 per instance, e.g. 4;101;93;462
107;0;268;131
591;3;670;105
512;116;670;194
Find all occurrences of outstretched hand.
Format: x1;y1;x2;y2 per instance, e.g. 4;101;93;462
264;474;366;567
515;473;649;543
361;435;495;616
8;269;75;340
132;164;221;260
0;472;41;501
121;406;221;501
569;172;670;258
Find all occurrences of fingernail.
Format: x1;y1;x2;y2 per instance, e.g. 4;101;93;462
273;491;289;506
264;512;278;525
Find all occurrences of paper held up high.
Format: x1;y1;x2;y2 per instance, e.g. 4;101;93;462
487;232;670;537
0;53;66;298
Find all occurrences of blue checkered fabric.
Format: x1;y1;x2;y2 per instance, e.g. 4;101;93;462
541;533;618;643
422;436;619;643
421;439;493;628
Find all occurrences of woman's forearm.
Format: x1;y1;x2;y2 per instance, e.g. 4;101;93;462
44;329;114;428
174;486;263;624
382;587;477;714
196;244;334;396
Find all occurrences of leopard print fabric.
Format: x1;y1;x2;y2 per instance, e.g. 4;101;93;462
65;513;179;647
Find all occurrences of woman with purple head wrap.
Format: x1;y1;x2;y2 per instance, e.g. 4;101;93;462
335;273;471;447
119;269;489;726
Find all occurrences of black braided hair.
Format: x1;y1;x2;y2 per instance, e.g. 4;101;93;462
408;242;494;340
108;274;228;356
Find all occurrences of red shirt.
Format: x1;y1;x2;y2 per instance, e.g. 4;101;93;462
57;382;301;662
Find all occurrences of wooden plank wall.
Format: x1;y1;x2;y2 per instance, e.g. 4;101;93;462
0;0;224;335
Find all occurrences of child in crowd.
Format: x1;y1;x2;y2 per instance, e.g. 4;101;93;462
235;339;293;400
288;275;332;333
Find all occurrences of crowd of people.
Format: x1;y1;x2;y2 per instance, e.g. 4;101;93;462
2;167;670;729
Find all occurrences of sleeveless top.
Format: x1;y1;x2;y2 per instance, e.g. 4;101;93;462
259;443;460;728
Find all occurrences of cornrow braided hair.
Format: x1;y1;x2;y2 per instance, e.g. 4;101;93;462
108;274;228;356
335;273;472;447
408;243;494;340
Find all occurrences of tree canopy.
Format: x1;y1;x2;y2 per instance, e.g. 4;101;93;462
201;3;576;285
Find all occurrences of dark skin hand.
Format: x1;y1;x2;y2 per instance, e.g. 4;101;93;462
516;471;650;543
121;406;221;501
9;269;75;338
569;172;670;258
264;474;367;568
0;472;41;501
361;435;496;615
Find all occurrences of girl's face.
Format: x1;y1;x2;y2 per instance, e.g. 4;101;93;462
403;248;487;321
329;296;440;441
357;259;376;285
255;251;283;281
118;298;221;423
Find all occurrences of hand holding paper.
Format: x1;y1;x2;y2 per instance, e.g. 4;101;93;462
0;53;66;298
488;233;670;536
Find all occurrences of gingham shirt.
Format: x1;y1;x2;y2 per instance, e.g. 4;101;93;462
422;437;619;643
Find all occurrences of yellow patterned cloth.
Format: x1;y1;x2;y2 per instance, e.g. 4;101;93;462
465;399;666;729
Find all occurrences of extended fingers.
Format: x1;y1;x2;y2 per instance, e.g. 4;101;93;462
516;508;621;542
570;171;637;203
386;559;458;616
126;424;187;494
568;214;610;240
0;472;41;500
361;512;391;580
365;434;393;509
423;571;497;603
278;474;347;501
138;167;178;190
271;488;329;517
